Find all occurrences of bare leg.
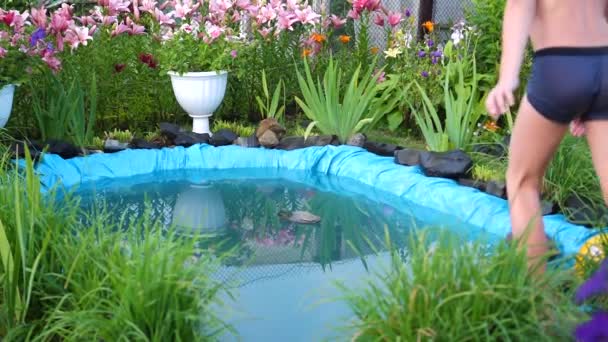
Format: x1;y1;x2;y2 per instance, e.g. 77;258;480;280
507;96;569;272
585;120;608;206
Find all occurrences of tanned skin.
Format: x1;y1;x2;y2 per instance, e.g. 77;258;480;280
485;0;608;273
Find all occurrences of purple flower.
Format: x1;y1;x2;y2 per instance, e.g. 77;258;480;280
575;311;608;342
421;71;429;78
418;50;426;58
230;49;238;58
576;258;608;304
405;9;411;17
46;42;54;52
427;39;434;47
431;56;438;64
30;27;46;47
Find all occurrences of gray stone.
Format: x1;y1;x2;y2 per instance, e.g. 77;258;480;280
130;138;161;149
347;133;366;147
420;149;473;179
159;122;182;139
236;134;260;148
394;148;423;166
542;200;556;216
563;194;608;228
364;141;401;156
305;135;335;147
259;130;279;148
174;132;210;147
486;180;506;198
210;129;238;146
277;136;306;150
104;139;129;153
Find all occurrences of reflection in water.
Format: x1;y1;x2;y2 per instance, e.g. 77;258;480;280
172;183;227;234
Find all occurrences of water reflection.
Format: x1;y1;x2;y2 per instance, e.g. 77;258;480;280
172;183;227;234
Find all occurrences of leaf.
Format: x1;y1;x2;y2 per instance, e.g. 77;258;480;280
387;112;404;131
304;121;318;141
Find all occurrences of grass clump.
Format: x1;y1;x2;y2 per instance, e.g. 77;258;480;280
213;120;255;137
104;128;134;143
339;229;582;341
0;148;233;341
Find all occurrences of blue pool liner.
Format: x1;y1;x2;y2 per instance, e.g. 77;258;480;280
33;143;600;257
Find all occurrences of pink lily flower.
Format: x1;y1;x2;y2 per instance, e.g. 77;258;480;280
31;7;47;28
277;10;296;31
139;0;157;12
205;21;223;40
347;9;359;20
64;25;94;50
50;12;70;33
172;0;194;19
111;21;130;36
235;0;250;10
132;0;140;20
373;14;384;26
294;6;320;25
364;0;380;11
108;0;131;16
97;0;110;7
154;8;174;25
76;15;97;26
0;47;6;58
258;26;271;38
41;50;61;71
258;4;277;24
329;14;346;29
387;12;401;27
286;0;298;11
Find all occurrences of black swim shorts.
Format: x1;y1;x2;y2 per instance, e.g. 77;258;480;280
526;46;608;124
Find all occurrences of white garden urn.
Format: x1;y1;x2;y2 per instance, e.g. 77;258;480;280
168;71;228;135
0;84;15;129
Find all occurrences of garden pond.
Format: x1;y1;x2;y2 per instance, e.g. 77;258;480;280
74;168;500;341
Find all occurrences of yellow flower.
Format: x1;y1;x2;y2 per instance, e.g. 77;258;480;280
370;46;379;54
338;35;351;44
383;47;402;58
310;32;326;43
422;21;434;33
484;120;499;132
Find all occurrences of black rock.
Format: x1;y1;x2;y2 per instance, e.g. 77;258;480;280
277;136;306;150
236;134;260;148
502;134;511;147
363;141;401;157
43;139;82;159
210;129;238;146
159;122;182;139
563;194;608;228
394;148;423;166
457;178;486;191
485;180;506;198
542;200;557;216
130;138;161;149
347;133;367;147
8;140;43;160
305;135;336;147
104;139;129;153
174;132;211;147
419;149;473;179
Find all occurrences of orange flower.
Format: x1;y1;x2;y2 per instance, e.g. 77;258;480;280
310;32;326;43
484;120;499;132
370;46;379;54
302;48;312;57
338;35;351;44
422;21;434;33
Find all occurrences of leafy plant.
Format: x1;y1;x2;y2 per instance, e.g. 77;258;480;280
30;72;98;146
255;70;286;122
409;51;484;152
213;120;255;137
295;57;383;144
339;228;583;341
104;129;133;143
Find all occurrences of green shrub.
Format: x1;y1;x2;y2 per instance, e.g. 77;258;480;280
104;129;134;143
295;57;384;144
338;229;583;341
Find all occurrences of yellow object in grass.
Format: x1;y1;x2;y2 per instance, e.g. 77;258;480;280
575;233;607;278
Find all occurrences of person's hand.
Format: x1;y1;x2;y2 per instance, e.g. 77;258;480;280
570;117;586;137
485;78;519;120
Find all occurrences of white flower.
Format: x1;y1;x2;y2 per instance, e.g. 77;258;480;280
384;47;402;58
451;30;464;46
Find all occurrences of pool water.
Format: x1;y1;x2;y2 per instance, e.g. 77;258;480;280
75;169;499;341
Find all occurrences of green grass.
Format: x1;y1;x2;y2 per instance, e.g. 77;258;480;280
0;147;233;340
470;153;507;182
338;229;584;341
213;120;256;137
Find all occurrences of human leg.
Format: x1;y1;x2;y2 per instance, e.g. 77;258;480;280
506;96;569;271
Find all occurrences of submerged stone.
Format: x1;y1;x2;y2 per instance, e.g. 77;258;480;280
419;149;473;179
